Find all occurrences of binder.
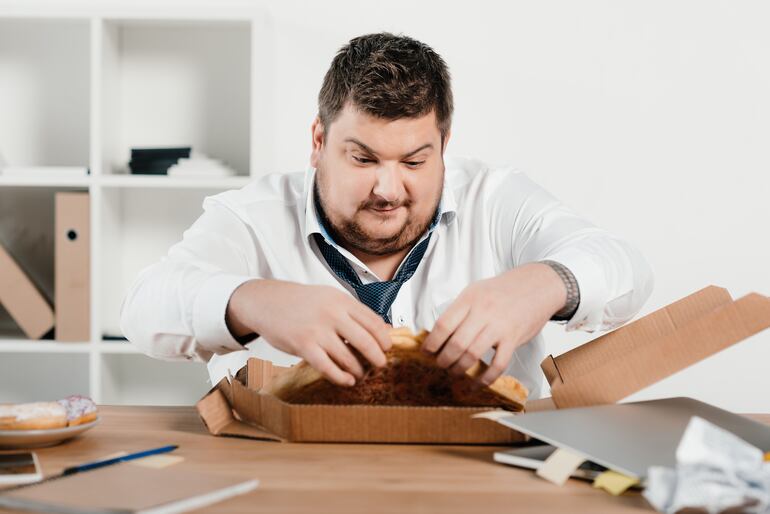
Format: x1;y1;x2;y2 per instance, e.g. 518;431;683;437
55;192;90;341
0;243;54;339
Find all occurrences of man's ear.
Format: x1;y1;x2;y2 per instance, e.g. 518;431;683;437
441;129;452;153
310;116;325;168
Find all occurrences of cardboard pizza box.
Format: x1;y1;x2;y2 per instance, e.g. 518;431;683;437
196;285;770;444
196;357;525;444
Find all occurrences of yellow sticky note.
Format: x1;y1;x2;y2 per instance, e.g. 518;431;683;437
130;454;185;469
592;470;640;496
536;447;586;486
764;452;770;462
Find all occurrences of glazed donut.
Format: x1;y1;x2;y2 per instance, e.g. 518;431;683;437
0;402;67;430
58;395;98;426
0;396;98;430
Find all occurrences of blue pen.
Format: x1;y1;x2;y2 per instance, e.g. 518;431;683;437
61;444;179;475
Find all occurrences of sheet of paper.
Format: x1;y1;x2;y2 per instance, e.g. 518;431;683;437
471;410;513;422
535;447;585;486
592;470;639;495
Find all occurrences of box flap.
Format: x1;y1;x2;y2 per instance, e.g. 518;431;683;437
196;378;282;442
542;287;770;408
247;358;289;390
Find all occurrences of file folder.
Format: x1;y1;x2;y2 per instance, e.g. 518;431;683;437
0;242;54;339
55;192;90;341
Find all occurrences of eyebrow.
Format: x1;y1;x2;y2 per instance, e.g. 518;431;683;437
344;138;434;159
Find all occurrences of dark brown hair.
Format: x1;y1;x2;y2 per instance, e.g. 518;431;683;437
318;32;453;144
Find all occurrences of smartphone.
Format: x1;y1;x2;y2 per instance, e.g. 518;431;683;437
0;452;43;485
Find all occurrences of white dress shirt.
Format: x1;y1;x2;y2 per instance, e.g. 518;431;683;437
120;155;654;399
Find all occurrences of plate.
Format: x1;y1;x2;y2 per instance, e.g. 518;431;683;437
0;417;100;449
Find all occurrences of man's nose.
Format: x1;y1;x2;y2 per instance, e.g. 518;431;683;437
372;164;404;204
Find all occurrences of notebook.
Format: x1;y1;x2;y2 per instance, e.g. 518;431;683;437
0;464;258;514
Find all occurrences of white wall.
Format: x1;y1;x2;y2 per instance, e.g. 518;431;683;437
3;0;769;411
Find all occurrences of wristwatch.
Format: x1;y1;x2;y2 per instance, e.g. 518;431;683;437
540;260;580;321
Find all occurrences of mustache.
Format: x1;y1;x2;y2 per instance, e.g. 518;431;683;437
360;197;412;210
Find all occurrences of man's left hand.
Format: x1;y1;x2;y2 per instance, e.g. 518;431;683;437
422;262;568;385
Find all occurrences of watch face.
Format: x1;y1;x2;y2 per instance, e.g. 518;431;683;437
0;453;37;476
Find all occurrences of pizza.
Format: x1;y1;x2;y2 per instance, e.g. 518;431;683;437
263;327;528;411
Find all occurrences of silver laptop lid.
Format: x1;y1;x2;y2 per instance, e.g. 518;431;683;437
495;397;770;479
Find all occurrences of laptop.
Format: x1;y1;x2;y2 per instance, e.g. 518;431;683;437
490;396;770;479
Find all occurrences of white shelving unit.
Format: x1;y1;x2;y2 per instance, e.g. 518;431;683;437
0;7;274;405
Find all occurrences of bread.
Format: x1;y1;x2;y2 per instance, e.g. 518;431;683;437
264;327;528;410
0;396;98;430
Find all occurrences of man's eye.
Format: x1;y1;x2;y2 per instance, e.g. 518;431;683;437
404;161;425;168
353;156;375;164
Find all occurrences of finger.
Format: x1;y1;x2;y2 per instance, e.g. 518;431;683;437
435;313;485;369
348;303;392;352
449;325;498;376
479;341;517;386
319;334;365;379
337;314;387;368
302;344;356;387
423;300;470;354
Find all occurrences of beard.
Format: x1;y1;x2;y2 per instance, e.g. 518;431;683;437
314;171;441;256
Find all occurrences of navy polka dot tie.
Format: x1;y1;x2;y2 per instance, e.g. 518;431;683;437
313;233;432;324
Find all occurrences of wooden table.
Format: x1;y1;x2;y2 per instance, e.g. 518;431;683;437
2;407;768;513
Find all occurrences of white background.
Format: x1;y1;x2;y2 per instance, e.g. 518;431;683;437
2;0;769;411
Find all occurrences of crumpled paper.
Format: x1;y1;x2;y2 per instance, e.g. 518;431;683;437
644;416;770;514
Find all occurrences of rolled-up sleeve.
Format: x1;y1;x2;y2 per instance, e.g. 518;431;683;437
120;198;258;362
487;168;654;332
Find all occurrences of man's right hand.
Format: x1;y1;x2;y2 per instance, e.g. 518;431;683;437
225;279;392;386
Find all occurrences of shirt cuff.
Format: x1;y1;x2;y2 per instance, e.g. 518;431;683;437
542;247;609;332
192;273;255;354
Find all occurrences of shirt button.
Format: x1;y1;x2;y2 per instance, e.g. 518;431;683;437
397;315;406;325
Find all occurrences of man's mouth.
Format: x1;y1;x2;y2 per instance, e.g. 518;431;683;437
367;204;405;216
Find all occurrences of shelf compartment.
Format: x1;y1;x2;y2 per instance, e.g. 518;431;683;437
99;353;210;406
0;353;89;403
0;187;90;340
98;18;251;177
98;187;224;338
0;19;90;169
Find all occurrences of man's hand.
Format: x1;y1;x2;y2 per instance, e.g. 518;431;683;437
422;263;568;385
226;279;392;387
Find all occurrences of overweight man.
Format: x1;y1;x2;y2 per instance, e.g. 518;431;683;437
121;32;654;399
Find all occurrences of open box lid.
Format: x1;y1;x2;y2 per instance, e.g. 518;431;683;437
540;286;770;408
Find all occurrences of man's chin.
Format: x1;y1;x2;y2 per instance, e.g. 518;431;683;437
349;228;411;255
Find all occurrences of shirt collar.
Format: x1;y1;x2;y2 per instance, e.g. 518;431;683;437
302;165;457;245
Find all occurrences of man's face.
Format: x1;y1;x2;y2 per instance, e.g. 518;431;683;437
311;102;448;256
